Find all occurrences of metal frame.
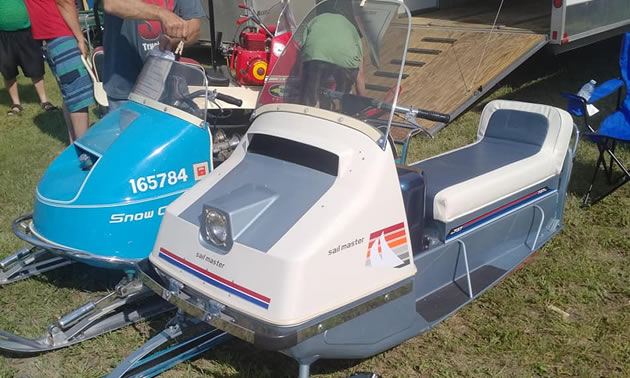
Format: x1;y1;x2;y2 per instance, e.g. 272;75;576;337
0;277;173;353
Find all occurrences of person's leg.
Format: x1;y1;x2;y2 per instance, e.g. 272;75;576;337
0;30;22;114
6;78;20;106
317;62;338;110
19;28;56;111
56;109;89;146
300;61;318;106
301;60;328;107
5;78;24;115
332;67;357;93
69;106;89;142
31;77;48;103
45;36;94;143
61;105;75;142
62;104;89;143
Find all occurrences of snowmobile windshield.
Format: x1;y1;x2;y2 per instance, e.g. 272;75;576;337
273;0;297;36
130;56;208;126
256;0;411;149
251;0;296;36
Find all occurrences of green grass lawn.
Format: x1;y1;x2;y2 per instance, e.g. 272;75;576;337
0;37;629;378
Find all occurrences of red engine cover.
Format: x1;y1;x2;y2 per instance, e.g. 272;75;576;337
241;31;267;51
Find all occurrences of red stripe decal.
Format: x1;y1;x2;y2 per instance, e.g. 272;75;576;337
160;248;271;303
461;189;544;228
369;222;405;240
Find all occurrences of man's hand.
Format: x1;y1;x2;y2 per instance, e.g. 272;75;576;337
77;38;88;57
159;10;188;40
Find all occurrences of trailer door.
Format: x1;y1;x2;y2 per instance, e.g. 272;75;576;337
364;3;550;136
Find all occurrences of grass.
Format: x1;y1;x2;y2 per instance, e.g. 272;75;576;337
1;36;630;377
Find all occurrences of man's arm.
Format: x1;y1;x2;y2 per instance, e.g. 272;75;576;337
103;0;188;38
55;0;87;56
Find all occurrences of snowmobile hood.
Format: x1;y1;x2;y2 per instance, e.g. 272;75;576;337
36;102;205;205
30;100;213;263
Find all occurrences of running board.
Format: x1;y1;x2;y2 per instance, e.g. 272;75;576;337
415;265;506;323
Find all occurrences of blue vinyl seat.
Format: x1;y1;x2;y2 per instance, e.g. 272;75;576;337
564;32;630;206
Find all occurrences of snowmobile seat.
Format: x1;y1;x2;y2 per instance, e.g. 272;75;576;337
205;66;231;87
396;164;426;253
414;100;573;234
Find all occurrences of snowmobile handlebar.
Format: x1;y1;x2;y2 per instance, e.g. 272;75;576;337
322;89;450;124
235;3;273;37
185;90;243;108
400;106;450;124
215;92;243;107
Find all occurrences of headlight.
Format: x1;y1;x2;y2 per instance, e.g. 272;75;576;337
202;207;231;249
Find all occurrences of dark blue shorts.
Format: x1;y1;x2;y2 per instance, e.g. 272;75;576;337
45;36;94;112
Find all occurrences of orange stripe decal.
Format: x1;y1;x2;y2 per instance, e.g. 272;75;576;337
388;237;407;248
385;230;406;242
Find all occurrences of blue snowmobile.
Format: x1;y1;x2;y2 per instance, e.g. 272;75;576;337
0;56;244;353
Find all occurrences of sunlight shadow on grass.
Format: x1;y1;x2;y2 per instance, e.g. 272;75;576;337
33;111;69;145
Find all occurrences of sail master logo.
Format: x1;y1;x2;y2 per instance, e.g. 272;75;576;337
366;222;410;268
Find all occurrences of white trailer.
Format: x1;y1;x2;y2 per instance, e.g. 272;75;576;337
549;0;630;51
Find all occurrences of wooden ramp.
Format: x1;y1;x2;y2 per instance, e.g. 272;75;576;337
364;1;550;135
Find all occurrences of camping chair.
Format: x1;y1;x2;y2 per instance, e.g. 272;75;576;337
563;32;630;206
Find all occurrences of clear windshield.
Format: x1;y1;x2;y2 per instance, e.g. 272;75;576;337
131;56;208;125
247;0;296;36
257;0;411;148
272;0;297;36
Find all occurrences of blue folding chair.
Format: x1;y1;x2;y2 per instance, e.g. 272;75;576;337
564;32;630;207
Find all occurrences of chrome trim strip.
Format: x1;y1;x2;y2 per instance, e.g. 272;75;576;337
139;262;412;350
13;214;140;267
140;266;255;344
294;282;413;345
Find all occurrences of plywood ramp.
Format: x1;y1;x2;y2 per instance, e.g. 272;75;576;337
364;1;550;136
